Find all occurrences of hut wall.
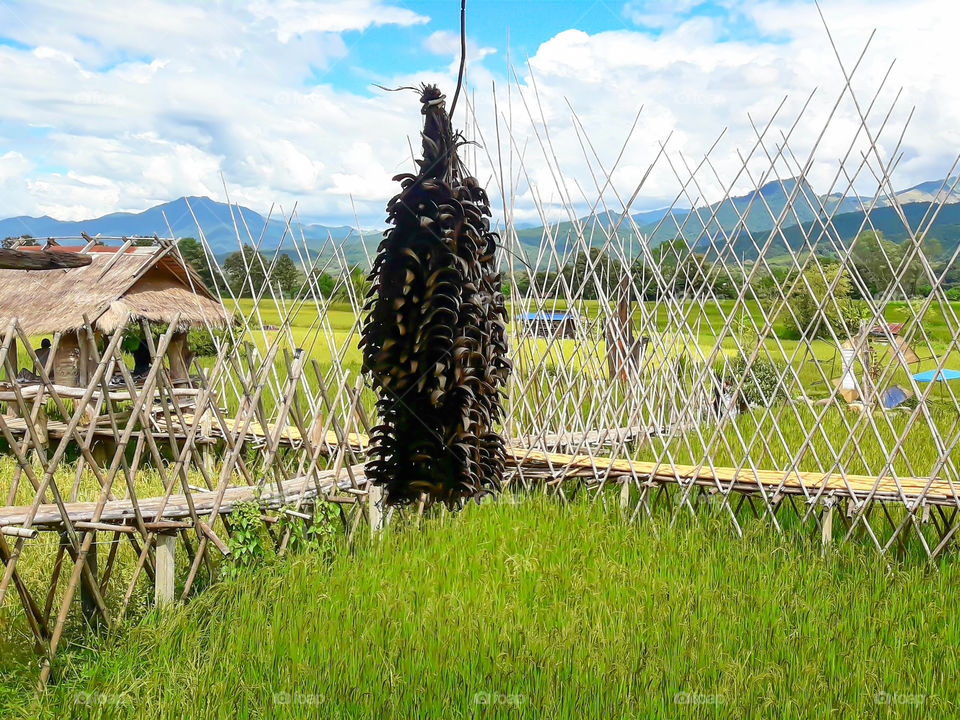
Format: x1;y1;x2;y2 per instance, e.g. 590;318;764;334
53;332;81;386
167;330;190;384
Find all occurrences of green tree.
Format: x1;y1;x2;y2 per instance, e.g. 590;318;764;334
272;254;304;298
223;245;268;297
783;265;860;339
564;249;624;300
311;271;336;297
850;230;901;297
900;235;942;297
176;237;217;291
333;266;370;302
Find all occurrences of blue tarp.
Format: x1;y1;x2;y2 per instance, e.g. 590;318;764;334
520;311;572;321
912;368;960;382
881;385;910;409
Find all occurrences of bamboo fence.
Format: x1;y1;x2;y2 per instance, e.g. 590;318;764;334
3;28;960;683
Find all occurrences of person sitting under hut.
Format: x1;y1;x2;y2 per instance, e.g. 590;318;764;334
34;338;52;374
132;339;152;379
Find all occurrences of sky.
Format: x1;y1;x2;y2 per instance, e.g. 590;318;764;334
0;0;957;227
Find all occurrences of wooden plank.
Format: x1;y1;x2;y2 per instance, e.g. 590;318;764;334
75;522;134;534
0;248;92;270
1;444;954;533
0;526;38;539
0;465;367;528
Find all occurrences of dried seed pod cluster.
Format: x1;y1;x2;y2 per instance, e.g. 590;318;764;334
361;84;510;506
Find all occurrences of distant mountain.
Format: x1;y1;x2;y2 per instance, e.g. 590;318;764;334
888;177;960;205
4;177;960;271
644;177;826;248
713;200;960;261
0;196;368;263
820;177;960;217
507;176;960;269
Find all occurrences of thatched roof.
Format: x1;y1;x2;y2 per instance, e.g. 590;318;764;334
0;245;229;335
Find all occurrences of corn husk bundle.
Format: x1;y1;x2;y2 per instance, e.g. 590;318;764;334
361;84;510;506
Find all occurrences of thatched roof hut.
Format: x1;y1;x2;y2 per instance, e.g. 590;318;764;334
0;245;227;335
0;244;228;386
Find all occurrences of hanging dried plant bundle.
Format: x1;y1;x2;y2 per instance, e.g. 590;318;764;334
360;84;510;506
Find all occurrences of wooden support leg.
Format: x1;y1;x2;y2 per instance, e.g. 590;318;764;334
821;499;834;555
80;533;98;628
201;442;214;481
368;484;385;540
155;533;176;607
619;478;631;517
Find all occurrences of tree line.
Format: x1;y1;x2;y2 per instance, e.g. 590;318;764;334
177;238;368;301
507;230;952;339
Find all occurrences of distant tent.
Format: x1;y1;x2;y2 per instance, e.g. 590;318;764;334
893;336;920;365
880;385;911;410
869;322;904;337
912;368;960;382
520;310;577;338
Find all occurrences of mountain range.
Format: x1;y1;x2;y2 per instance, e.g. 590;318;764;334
3;177;959;269
0;196;366;263
511;176;960;265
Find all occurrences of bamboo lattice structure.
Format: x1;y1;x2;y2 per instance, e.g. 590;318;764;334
3;29;960;685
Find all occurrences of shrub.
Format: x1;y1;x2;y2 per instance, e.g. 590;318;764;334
277;501;340;557
187;326;232;358
724;353;787;407
223;500;267;578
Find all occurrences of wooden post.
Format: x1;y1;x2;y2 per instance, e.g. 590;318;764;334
79;330;89;386
368;484;385;539
606;274;635;382
80;532;98;626
155;532;176;607
199;409;214;479
821;498;834;555
4;337;18;418
5;336;16;381
619;478;631;516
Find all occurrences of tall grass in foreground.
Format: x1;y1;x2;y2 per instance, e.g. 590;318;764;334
2;498;958;719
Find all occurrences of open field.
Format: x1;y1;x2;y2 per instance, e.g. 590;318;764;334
217;297;960;423
3;294;960;710
1;498;958;719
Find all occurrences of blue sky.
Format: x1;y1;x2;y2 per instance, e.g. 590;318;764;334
305;1;784;95
0;0;954;225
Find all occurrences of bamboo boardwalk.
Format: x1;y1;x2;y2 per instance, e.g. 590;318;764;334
2;444;949;533
513;449;958;504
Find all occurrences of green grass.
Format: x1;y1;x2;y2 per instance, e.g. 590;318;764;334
2;497;958;719
5;296;960;716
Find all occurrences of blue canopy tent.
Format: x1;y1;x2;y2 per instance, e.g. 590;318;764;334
911;369;960;382
912;368;960;404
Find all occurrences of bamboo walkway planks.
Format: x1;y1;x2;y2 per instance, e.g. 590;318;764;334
2;443;950;533
0;465;366;529
510;449;959;504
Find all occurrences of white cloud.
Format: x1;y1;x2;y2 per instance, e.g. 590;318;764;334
250;0;428;41
622;0;706;29
424;30;496;65
493;0;960;222
0;0;958;231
